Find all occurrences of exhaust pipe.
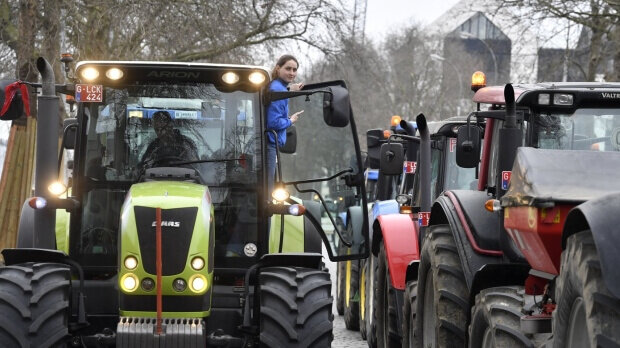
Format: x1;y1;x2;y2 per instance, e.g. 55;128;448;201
416;113;431;244
33;57;59;249
497;84;523;199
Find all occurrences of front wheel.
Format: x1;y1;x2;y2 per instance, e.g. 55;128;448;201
0;262;71;348
401;280;418;348
468;286;535;348
415;224;469;347
259;267;333;347
343;260;360;330
375;241;401;347
552;230;620;347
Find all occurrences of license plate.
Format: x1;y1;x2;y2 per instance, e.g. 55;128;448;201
75;84;103;102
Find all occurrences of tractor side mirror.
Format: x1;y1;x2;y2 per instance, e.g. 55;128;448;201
366;129;384;148
379;143;404;175
366;128;384;169
456;124;482;168
62;118;78;150
0;80;26;121
323;86;350;127
280;125;297;154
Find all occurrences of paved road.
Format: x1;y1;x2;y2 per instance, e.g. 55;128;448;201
323;245;367;348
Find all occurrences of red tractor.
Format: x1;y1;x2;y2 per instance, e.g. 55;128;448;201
409;80;620;347
371;114;484;347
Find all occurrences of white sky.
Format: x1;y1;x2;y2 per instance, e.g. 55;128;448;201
364;0;461;40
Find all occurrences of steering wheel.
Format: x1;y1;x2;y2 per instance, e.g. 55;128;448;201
81;227;117;255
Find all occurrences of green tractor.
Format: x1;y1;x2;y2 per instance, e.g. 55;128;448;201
0;57;369;347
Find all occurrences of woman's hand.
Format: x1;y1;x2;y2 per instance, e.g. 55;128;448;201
290;110;304;123
289;82;304;91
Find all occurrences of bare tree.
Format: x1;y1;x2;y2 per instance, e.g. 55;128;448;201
496;0;620;81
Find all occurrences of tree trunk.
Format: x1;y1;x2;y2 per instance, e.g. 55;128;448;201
0;0;39;251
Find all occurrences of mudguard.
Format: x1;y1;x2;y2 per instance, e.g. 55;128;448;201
370;200;399;255
431;191;505;290
375;214;419;290
562;192;620;299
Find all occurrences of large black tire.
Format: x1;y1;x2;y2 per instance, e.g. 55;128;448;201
0;262;71;348
469;286;535;348
366;253;378;347
375;241;401;347
336;261;345;316
359;259;368;340
552;230;620;348
259;266;333;347
401;280;418;348
343;259;360;330
415;224;469;347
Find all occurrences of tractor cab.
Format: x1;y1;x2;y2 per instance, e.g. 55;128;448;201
0;58;369;346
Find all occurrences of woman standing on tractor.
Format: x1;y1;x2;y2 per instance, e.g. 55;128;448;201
266;54;304;195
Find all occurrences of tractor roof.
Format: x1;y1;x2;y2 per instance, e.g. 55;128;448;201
473;82;620;106
76;61;269;73
428;116;483;136
75;61;271;87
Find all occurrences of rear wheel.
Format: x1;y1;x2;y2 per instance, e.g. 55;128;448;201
401;280;418;348
468;286;534;348
375;241;401;347
336;261;345;316
343;259;360;330
366;253;378;347
552;230;620;347
359;259;368;339
259;267;333;347
0;262;71;348
415;224;469;347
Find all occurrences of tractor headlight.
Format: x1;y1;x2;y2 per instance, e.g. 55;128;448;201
121;274;138;292
191;257;205;271
48;181;67;196
141;277;155;291
173;278;187;292
105;68;124;80
248;71;266;85
222;72;239;84
272;186;290;202
124;256;138;270
80;67;99;81
189;275;208;293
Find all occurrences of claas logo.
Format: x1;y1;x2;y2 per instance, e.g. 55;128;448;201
152;221;181;228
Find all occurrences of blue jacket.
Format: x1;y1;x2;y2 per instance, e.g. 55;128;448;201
266;78;292;147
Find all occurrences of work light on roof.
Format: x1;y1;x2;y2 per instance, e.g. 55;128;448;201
538;93;550;105
554;93;573;106
248;71;266;85
471;71;486;91
222;72;240;84
105;68;124;80
81;67;99;81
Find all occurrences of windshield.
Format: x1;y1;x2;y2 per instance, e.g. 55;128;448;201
444;137;478;191
76;83;261;267
534;108;620;152
85;84;259;184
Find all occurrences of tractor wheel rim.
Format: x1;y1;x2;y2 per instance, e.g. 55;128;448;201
422;270;436;347
368;257;374;324
383;274;390;344
567;297;589;348
360;264;366;320
345;260;351;307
